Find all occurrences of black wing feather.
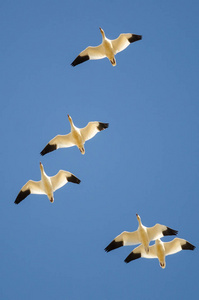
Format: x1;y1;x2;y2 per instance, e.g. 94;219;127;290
105;240;123;252
15;189;31;204
124;251;141;263
97;122;109;131
67;174;81;184
40;144;57;156
128;34;142;43
71;55;89;67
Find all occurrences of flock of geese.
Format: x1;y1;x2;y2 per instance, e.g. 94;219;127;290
15;115;108;204
15;28;195;269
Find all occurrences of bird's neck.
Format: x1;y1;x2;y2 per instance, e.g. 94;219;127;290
69;119;76;131
138;219;142;227
40;168;47;180
101;31;105;41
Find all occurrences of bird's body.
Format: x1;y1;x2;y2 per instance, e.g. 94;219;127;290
71;28;142;67
69;119;85;154
102;36;116;66
40;166;54;202
105;214;178;253
137;220;150;253
124;238;196;269
155;239;166;268
40;114;109;156
15;162;81;204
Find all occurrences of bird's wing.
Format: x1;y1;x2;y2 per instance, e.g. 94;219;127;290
105;230;139;252
71;45;106;66
15;180;44;204
80;122;109;142
51;170;81;192
164;238;196;256
124;244;157;263
147;224;178;241
40;133;76;156
111;33;142;54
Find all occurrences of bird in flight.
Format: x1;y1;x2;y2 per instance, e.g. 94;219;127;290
40;114;109;156
15;162;81;204
124;237;195;269
105;214;178;254
71;28;142;67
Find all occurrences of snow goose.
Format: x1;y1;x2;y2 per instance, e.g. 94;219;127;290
71;28;142;67
105;214;178;253
40;114;109;156
124;238;195;268
15;162;81;204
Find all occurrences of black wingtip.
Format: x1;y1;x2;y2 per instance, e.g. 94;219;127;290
163;227;178;237
71;55;89;67
104;240;123;252
128;34;142;43
124;252;141;263
15;189;30;204
182;241;196;251
67;174;81;184
40;144;57;156
97;122;109;131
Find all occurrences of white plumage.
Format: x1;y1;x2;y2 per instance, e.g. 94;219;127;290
40;114;109;156
124;238;195;268
15;162;81;204
71;28;142;67
105;214;178;253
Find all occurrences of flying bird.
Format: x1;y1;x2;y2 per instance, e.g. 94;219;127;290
15;162;81;204
40;114;109;156
71;28;142;67
124;238;195;268
105;214;178;253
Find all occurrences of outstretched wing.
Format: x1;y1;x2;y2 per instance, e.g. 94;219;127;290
51;170;81;192
124;244;157;263
147;224;178;241
71;45;106;67
105;230;139;252
164;238;196;256
40;133;76;156
80;122;109;142
112;33;142;54
15;180;44;204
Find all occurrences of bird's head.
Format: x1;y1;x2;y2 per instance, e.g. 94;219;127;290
136;213;141;222
67;114;73;124
39;162;44;171
99;27;105;38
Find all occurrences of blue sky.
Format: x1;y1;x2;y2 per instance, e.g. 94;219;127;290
0;1;199;299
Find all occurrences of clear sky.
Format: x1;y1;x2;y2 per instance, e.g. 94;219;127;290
0;1;199;299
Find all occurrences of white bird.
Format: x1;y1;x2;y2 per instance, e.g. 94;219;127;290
124;238;195;268
15;162;81;204
105;214;178;253
40;114;109;156
71;28;142;67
